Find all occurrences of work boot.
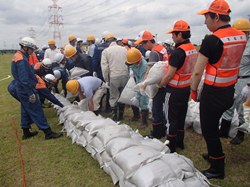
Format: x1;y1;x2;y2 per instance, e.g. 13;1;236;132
167;135;177;153
177;130;185;149
118;103;125;121
137;110;149;129
230;131;244;145
43;127;63;140
202;155;225;179
202;153;211;163
219;118;231;138
22;128;38;139
148;123;166;139
130;106;140;121
111;107;118;121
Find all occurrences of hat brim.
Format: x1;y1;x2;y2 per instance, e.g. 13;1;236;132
166;29;174;34
134;39;142;45
197;9;210;15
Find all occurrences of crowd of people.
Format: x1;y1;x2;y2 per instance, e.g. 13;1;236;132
8;0;250;181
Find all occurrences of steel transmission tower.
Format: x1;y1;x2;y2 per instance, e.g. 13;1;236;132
28;27;36;39
49;0;63;42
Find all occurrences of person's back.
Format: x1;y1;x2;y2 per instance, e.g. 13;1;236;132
75;52;93;76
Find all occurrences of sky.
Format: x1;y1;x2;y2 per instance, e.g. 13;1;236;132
0;0;249;49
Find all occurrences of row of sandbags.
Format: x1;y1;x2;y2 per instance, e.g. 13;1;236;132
52;94;209;187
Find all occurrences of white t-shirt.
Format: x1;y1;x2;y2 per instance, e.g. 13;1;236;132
77;76;102;100
44;47;60;62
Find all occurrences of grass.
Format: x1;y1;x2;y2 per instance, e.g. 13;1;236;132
0;53;250;187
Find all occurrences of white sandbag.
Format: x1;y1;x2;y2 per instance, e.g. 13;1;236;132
88;136;105;153
229;109;240;138
69;66;89;79
96;125;132;146
109;160;125;184
139;137;170;153
63;108;82;119
75;134;87;147
118;76;139;107
113;145;162;178
185;100;201;134
157;178;186;187
134;83;159;99
106;137;141;157
143;61;168;86
85;144;96;155
183;175;209;187
82;131;94;145
129;130;144;142
121;180;136;187
102;163;119;185
128;159;177;187
161;153;196;179
85;118;117;135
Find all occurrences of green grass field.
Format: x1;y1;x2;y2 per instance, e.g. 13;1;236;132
0;53;249;187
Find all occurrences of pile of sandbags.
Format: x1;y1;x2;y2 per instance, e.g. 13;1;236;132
52;94;209;187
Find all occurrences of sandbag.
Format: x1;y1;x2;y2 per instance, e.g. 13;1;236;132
85;118;117;135
118;76;138;107
157;178;186;187
69;66;89;79
134;83;159;99
139;137;170;153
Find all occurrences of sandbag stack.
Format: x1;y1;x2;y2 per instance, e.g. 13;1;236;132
52;94;209;187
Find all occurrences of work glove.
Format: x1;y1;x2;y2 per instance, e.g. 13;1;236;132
60;90;65;97
241;85;250;98
130;96;139;106
29;94;36;103
105;82;110;89
191;90;198;102
93;72;97;77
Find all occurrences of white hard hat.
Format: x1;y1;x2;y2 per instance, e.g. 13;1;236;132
95;38;101;45
102;31;111;39
145;50;151;60
117;37;122;41
163;39;172;46
77;38;83;43
53;53;64;64
42;45;48;50
19;37;38;50
53;70;61;79
157;41;162;45
44;74;56;82
42;58;52;68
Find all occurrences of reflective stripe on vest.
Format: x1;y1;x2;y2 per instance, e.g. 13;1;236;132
168;43;197;88
204;27;247;87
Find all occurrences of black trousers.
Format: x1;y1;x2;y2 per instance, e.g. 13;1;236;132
200;84;234;158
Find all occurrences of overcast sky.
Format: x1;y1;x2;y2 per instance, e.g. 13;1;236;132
0;0;249;49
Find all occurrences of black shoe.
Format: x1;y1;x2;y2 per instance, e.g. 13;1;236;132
43;127;63;140
176;141;185;150
22;131;38;140
230;131;244;145
202;153;211;162
202;167;225;179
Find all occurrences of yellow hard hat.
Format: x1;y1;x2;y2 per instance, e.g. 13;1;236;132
105;33;116;41
126;48;142;65
86;35;95;41
68;35;76;42
66;80;79;95
64;46;77;58
48;39;55;45
232;18;250;32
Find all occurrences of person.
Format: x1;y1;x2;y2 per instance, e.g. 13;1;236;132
139;30;168;137
76;38;84;54
52;68;69;96
86;35;96;58
126;48;149;128
66;76;106;113
101;33;129;121
68;35;77;47
10;36;63;140
36;45;48;62
64;45;93;76
191;0;247;179
219;18;250;144
159;20;198;153
33;58;53;78
29;51;39;66
44;39;60;62
163;39;174;55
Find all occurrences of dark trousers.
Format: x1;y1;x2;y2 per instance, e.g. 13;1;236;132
152;87;167;125
167;87;190;136
200;84;234;158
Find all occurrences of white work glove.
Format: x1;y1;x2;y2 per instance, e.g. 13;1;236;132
105;81;110;89
93;72;97;77
129;69;134;77
241;85;250;98
29;94;36;103
130;96;139;106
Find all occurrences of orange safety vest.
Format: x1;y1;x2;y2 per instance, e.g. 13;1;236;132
124;46;130;51
204;27;247;87
152;44;168;61
12;51;23;62
33;62;42;70
29;52;38;65
35;75;46;89
168;43;198;88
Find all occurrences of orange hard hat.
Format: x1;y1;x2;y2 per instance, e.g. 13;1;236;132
197;0;230;16
64;46;77;58
86;35;95;41
66;80;79;95
139;30;154;42
122;38;129;44
167;20;190;34
68;35;76;42
232;18;250;32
